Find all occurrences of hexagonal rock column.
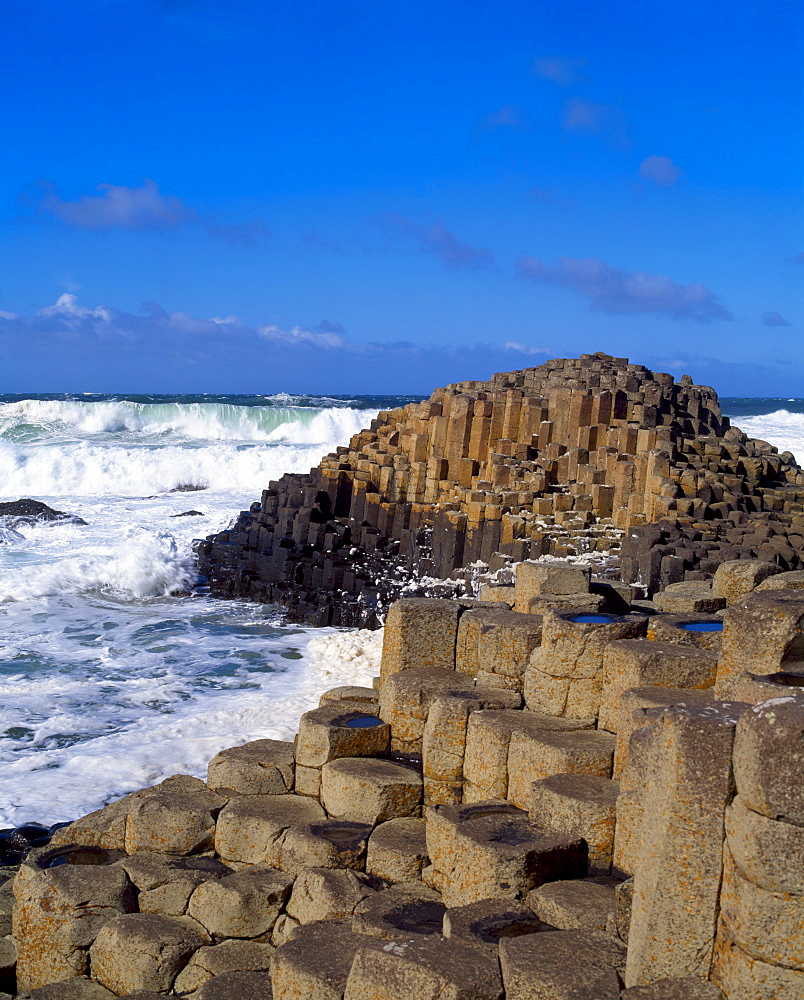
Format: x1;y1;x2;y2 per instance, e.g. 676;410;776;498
215;794;326;865
442;898;542;952
624;702;746;987
119;853;232;916
295;703;390;797
645;612;724;653
472;608;544;693
715;590;804;699
425;800;586;907
285;867;375;925
525;609;647;720
187;866;294;939
13;846;135;991
711;692;804;999
365;816;429;883
207;738;295;795
351;882;446;940
321;757;422;825
712;558;781;604
378;666;475;757
513;561;591;614
271;919;368;1000
124;776;225;855
89;913;209;994
527;878;616;932
422;689;520;806
507;728;615;810
343;934;503;1000
529;773;619;874
173;939;275;994
611;687;715;779
498;929;624;1000
652;582;725;614
463;709;594;803
598;639;717;733
379;597;463;683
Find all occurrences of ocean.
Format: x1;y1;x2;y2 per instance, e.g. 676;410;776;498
1;392;803;828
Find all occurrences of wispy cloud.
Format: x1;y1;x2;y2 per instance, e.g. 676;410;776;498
516;255;731;322
762;311;791;327
41;180;194;231
257;321;347;349
639;155;681;187
504;341;550;356
379;214;494;270
563;99;628;142
532;56;584;85
35;179;268;245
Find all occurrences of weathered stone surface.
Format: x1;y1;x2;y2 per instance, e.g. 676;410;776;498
119;852;231;916
277;819;373;875
732;691;804;825
498;929;623;1000
525;592;606;615
15;980;116;1000
756;568;804;591
365;816;429;882
615;876;633;943
712;558;781;604
716;845;803;972
525;609;647;719
645;612;724;652
529;774;619;874
426;800;586;906
379;667;475;755
715;590;804;699
456;607;514;676
214;794;325;864
124;777;225;855
507;728;615;809
207;738;295;795
320;685;379;706
652;581;725;614
48;792;141;852
725;794;804;892
624;702;745;987
711;926;804;1000
515;561;591;609
527;878;616;932
296;704;390;770
187;866;294;938
286;867;375;924
351;881;446;939
463;710;594;802
598;640;716;732
344;933;504;1000
620;978;724;999
13;849;135;990
611;687;715;778
173;938;275;993
321;757;422;825
191;970;273;1000
475;609;544;688
442;898;542;952
380;598;461;682
89;913;208;994
272;919;366;1000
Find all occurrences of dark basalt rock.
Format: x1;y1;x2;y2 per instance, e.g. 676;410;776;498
171;510;205;517
0;499;87;526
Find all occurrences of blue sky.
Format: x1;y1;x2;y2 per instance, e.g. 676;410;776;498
1;0;802;393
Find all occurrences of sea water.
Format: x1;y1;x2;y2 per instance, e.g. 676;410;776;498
0;393;801;827
0;393;421;827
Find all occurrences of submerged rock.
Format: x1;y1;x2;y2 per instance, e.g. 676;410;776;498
0;499;87;527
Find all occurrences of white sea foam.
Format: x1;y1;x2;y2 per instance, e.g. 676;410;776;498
736;410;804;463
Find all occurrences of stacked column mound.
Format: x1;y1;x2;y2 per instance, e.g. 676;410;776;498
5;560;803;999
196;353;804;627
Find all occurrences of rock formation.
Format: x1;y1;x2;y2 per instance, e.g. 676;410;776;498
4;567;803;998
196;353;804;627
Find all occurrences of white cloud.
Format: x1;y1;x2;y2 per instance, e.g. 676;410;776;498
42;180;194;231
256;323;347;349
639;155;681;187
37;293;112;322
505;341;549;355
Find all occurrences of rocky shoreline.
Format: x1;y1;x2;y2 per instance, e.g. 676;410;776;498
4;356;803;998
2;560;802;999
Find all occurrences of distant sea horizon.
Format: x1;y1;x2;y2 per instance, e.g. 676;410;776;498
1;389;802;829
